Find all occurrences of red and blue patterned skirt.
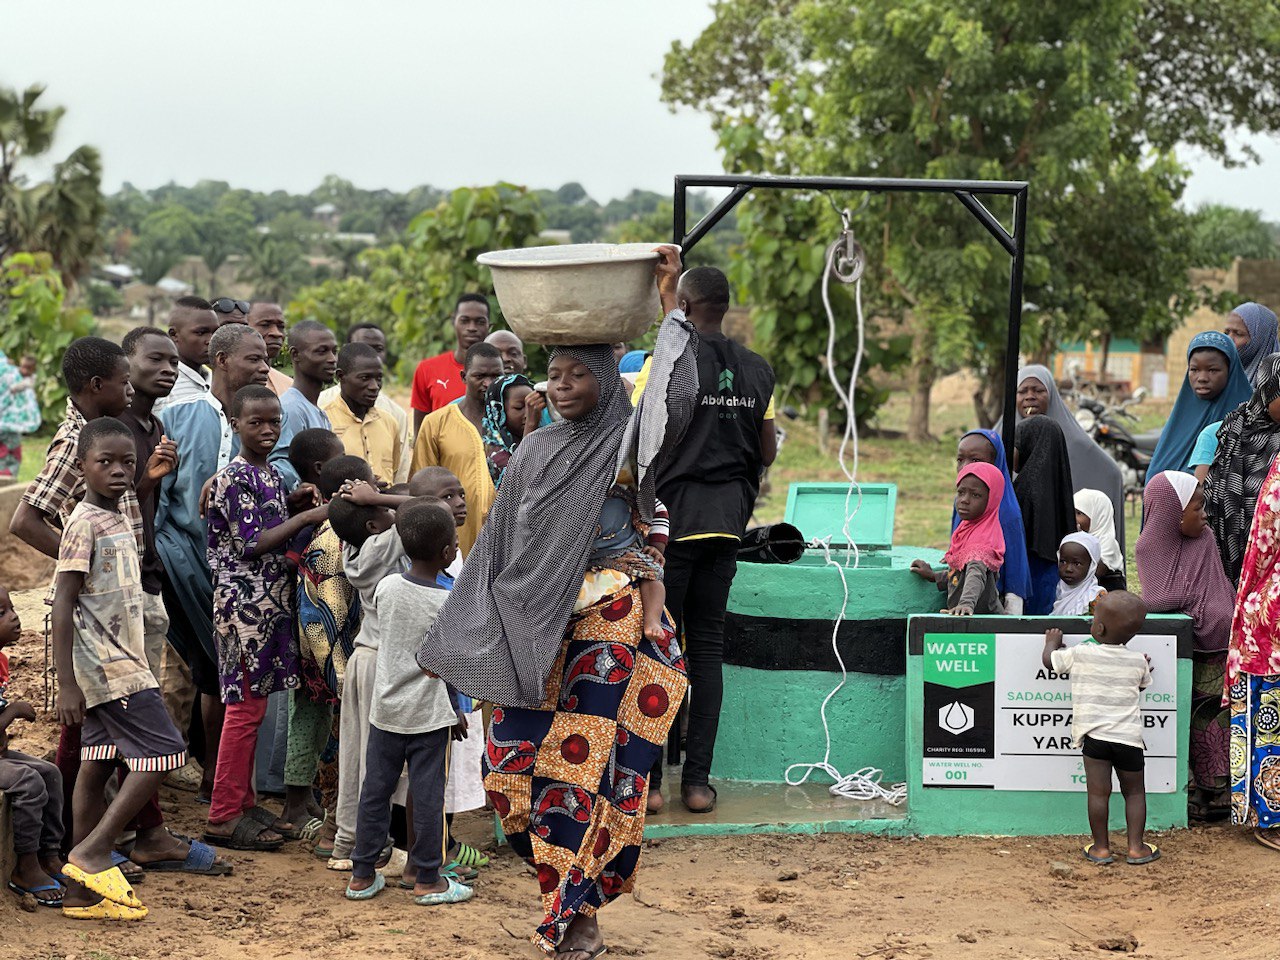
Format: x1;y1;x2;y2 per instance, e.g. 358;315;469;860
483;578;687;954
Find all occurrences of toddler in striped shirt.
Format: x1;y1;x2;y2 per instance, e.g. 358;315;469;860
1043;591;1160;866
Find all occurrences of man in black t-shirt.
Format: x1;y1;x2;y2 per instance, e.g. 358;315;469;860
635;266;777;814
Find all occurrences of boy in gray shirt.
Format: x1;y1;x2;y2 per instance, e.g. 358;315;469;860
329;488;404;866
343;498;472;905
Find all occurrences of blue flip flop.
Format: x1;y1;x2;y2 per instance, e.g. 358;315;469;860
141;839;233;876
1082;843;1114;865
1126;844;1161;865
413;875;474;906
110;849;145;883
345;872;386;901
8;880;64;907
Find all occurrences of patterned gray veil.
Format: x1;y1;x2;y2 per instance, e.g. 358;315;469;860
417;312;698;708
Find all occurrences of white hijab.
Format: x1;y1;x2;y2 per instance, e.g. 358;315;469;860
1073;489;1124;572
1052;531;1105;616
1162;470;1199;510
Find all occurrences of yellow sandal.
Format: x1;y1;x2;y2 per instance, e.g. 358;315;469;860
63;899;149;921
63;863;143;909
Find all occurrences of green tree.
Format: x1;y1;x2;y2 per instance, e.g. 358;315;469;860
82;279;123;317
195;193;255;294
290;184;544;376
238;233;308;303
608;202;734;272
1188;203;1280;268
663;0;1280;437
0;251;96;420
0;84;106;284
131;203;202;320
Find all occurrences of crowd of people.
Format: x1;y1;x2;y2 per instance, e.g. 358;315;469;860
0;246;783;959
5;235;1280;944
921;301;1280;860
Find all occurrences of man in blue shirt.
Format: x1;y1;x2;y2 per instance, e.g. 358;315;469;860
273;321;338;488
156;323;270;800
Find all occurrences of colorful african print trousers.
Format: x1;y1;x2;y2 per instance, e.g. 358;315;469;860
484;581;688;955
1230;673;1280;829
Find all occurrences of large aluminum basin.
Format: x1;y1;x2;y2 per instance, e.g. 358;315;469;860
477;243;665;345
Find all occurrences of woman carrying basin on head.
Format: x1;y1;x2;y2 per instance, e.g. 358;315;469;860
417;246;696;959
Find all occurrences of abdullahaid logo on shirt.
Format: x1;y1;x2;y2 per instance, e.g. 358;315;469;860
702;364;756;411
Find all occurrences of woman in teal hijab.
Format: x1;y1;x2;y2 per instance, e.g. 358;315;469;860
1147;331;1252;477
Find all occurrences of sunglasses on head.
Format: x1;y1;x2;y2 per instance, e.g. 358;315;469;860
211;298;250;315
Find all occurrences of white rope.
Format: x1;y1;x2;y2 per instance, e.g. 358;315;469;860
782;215;907;805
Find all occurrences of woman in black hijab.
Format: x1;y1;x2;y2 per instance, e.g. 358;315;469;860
419;247;696;959
1014;415;1077;614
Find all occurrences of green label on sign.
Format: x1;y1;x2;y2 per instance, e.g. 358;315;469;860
922;633;996;689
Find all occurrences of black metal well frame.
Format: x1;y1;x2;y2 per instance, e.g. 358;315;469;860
673;174;1029;457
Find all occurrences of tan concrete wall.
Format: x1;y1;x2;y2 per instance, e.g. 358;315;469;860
1166;259;1280;390
1237;259;1280;311
1167;266;1234;392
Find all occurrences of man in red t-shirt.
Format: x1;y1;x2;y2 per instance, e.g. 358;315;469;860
410;293;491;436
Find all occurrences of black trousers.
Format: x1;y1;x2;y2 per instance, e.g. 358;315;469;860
353;724;449;884
651;537;738;788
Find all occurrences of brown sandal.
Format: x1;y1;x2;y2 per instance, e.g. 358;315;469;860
1253;828;1280;851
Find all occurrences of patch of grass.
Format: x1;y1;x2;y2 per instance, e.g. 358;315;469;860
760;395;980;550
16;436;49;484
761;392;1143;588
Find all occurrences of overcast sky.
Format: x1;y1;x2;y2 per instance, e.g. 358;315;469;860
4;0;1278;216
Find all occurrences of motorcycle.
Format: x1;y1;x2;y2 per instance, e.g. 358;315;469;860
1074;389;1160;498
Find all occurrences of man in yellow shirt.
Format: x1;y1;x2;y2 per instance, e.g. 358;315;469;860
410;342;503;556
319;323;412;483
323;343;403;487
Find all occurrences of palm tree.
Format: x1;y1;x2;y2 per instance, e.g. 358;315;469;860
0;85;105;284
132;235;183;323
325;236;369;278
238;234;307;303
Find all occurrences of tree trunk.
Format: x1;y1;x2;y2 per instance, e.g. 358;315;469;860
972;348;1007;428
906;310;936;442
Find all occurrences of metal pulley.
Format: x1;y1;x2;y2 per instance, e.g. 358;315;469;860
830;208;865;284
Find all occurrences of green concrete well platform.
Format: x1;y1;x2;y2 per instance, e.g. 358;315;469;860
648;483;1193;839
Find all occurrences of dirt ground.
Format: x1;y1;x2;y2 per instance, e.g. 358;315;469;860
3;614;1275;960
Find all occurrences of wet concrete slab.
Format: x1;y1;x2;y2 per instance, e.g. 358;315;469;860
643;768;910;838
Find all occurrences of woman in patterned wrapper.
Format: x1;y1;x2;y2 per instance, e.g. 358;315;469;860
417;246;696;959
1224;455;1280;851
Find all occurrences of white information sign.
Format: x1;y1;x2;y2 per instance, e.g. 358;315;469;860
920;631;1177;792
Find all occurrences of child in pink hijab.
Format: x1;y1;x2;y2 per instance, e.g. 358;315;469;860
913;462;1007;615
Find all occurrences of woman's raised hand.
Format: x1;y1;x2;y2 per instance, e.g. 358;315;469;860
524;389;547;435
653;244;682;315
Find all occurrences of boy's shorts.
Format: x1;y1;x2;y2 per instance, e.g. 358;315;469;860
1082;734;1144;773
81;687;188;772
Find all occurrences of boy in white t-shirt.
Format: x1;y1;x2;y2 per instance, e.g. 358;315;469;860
344;498;473;906
1044;591;1160;866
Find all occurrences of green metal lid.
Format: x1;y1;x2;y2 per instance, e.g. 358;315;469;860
783;482;896;551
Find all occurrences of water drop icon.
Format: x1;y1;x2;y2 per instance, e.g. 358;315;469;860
938;700;975;735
